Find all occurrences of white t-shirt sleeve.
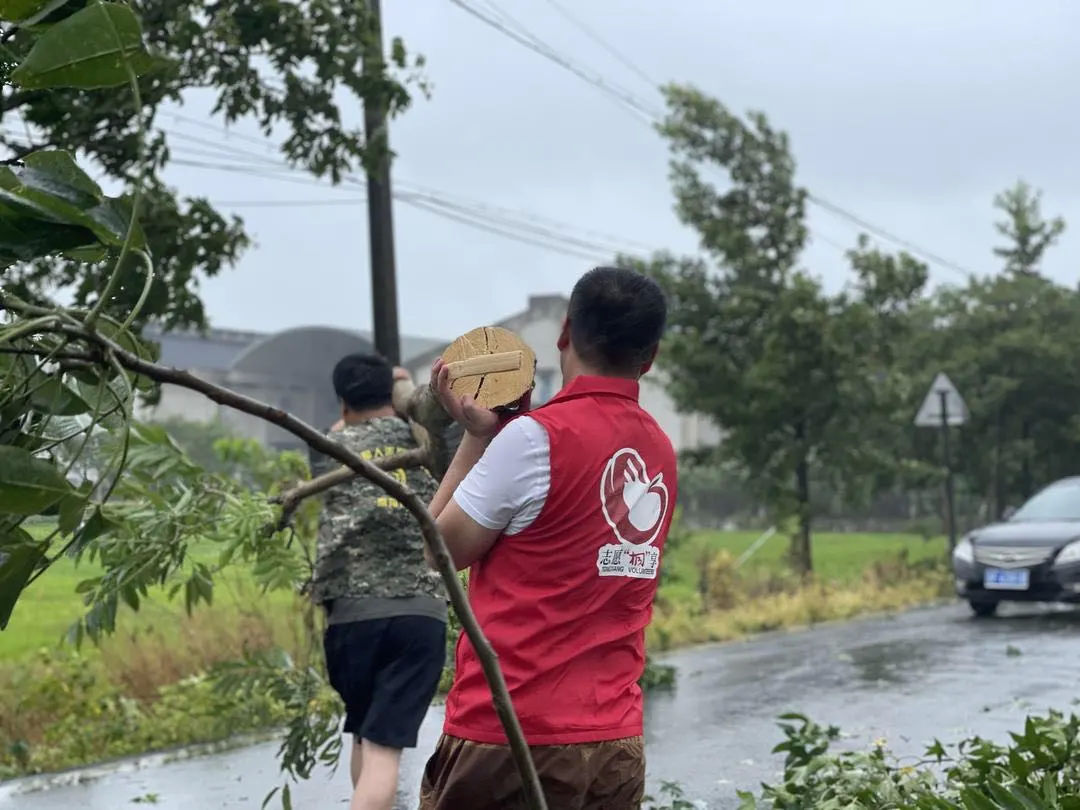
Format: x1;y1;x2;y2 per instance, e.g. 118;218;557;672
452;416;550;536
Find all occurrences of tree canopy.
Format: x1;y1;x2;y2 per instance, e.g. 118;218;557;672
0;0;425;329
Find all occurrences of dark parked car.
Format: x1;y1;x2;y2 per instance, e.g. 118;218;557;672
953;477;1080;617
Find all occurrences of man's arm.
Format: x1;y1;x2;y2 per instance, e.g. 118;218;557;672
424;359;544;571
428;433;498;569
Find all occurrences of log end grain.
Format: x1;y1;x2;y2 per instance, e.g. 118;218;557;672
440;326;537;410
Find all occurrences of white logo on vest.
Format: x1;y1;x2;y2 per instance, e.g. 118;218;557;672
596;447;669;579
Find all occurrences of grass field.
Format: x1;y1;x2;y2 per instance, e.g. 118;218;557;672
4;523;298;662
650;528;950;649
662;529;945;591
4;527;947;663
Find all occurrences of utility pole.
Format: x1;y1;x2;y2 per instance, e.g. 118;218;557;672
362;0;401;365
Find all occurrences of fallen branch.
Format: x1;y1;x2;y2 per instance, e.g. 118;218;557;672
25;316;547;810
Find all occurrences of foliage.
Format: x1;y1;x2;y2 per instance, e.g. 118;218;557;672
630;85;929;575
901;270;1080;517
140;416;237;474
736;710;1080;809
0;647;287;778
639;83;1080;576
649;537;950;651
644;781;698;810
1;0;426;329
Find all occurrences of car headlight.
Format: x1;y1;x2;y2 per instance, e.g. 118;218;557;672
953;537;974;564
1054;540;1080;567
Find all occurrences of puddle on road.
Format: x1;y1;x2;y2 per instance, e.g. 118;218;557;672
843;638;951;685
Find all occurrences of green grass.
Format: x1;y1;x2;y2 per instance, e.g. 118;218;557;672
5;526;947;663
663;529;946;592
4;524;296;662
650;529;951;650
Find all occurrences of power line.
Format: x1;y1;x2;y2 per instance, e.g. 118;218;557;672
453;0;975;279
172;150;649;260
541;0;657;87
163;122;657;258
448;0;661;122
214;198;368;206
808;193;973;277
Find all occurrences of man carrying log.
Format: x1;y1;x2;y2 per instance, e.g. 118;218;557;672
309;353;448;810
420;267;677;809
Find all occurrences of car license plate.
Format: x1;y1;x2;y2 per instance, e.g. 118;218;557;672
984;567;1030;590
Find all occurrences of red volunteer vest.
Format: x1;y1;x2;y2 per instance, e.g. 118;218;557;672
444;376;678;745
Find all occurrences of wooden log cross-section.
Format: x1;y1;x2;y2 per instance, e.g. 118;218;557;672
276;326;537;520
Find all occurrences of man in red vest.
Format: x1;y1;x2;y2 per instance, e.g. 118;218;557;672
420;267;677;809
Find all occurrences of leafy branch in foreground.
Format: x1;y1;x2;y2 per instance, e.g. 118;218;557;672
734;711;1080;809
0;293;549;810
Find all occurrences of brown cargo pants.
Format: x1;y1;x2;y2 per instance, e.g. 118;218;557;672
419;734;645;810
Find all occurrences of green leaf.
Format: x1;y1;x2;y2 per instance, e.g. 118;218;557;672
61;243;108;262
57;492;85;535
29;375;91;416
21;150;101;208
88;194;146;249
11;3;154;90
67;508;118;557
281;784;292;810
960;790;999;810
0;444;72;514
120;583;140;611
0;0;68;24
0;206;97;265
260;787;280;810
0;530;45;629
986;783;1031;810
0;157;144;250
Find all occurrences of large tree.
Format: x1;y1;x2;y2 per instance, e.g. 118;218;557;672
899;188;1080;517
629;86;926;574
0;0;424;329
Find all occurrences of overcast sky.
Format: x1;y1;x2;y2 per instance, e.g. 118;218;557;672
158;0;1080;343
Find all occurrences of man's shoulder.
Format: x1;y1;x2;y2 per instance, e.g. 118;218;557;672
335;417;416;449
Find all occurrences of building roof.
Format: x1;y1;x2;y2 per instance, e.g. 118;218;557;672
145;326;262;372
143;324;444;373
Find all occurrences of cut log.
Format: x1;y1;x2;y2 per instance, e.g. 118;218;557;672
440;326;537;410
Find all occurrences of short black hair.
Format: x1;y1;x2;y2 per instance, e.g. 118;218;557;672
332;353;393;411
567;266;667;374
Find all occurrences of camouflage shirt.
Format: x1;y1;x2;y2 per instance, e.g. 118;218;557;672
311;417;446;605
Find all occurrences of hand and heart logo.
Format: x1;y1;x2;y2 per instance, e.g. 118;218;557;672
597;448;669;579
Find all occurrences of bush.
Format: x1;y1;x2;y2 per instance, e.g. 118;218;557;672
0;649;288;778
737;711;1080;808
649;552;951;651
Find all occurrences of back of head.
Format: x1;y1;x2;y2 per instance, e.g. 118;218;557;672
567;266;667;375
333;353;393;412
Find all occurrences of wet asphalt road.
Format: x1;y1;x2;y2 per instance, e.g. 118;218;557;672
4;602;1079;809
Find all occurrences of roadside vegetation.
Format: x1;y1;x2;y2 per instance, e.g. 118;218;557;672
646;710;1080;809
0;512;949;778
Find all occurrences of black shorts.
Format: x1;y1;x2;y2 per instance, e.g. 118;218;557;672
323;615;446;749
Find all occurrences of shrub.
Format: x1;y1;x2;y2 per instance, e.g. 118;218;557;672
736;711;1080;808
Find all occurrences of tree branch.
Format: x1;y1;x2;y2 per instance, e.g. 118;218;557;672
271;448;427;532
33;318;547;810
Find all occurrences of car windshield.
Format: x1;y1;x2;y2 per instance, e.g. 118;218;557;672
1011;480;1080;522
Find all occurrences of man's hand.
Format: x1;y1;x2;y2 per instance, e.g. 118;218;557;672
430;358;500;439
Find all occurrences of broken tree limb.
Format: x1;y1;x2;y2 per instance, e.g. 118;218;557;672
271;447;428;532
17;314;549;810
273;368;460;530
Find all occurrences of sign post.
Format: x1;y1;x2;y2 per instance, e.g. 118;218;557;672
914;373;968;551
